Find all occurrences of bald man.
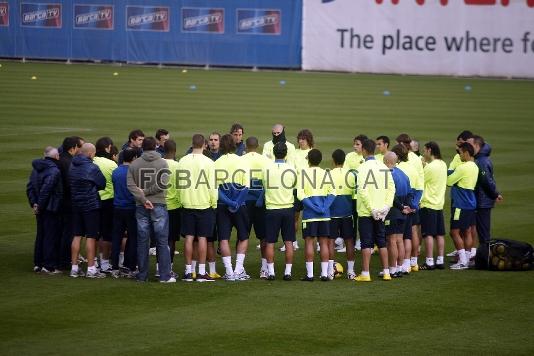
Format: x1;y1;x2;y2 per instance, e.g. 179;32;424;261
383;152;412;278
262;124;296;165
69;143;107;278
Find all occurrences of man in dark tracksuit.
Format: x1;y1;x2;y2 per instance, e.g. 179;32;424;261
26;147;63;273
472;136;503;244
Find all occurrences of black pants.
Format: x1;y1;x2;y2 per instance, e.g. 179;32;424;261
111;208;137;270
34;211;61;270
476;208;492;244
59;210;73;269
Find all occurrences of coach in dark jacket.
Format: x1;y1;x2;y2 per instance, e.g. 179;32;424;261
472;136;503;244
26;147;63;273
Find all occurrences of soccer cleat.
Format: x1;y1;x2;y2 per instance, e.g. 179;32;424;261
196;274;215;282
320;276;329;282
435;264;445;270
259;269;268;279
347;271;356;280
222;273;236;281
234;271;251;281
86;270;106;279
182;273;194;282
33;266;41;273
354;274;372;282
208;272;222;279
410;265;419;272
446;250;458;257
283;274;292;281
69;269;85;278
149;247;156;256
382;273;392;281
267;275;275;281
419;263;435;271
160;277;177;283
300;276;314;282
450;262;469;270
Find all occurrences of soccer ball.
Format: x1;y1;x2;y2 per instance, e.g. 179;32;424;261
334;262;343;279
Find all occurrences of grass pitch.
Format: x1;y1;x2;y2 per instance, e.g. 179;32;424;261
0;61;533;355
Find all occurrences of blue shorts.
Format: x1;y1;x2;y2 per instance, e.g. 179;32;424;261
246;200;266;240
411;210;421;225
217;205;250;241
329;217;354;240
99;199;114;242
420;208;445;237
358;216;386;249
385;218;405;236
181;208;215;238
302;220;330;238
450;207;475;231
168;208;181;242
72;209;100;239
265;208;296;243
403;214;413;240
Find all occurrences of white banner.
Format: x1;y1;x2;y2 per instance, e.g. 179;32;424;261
303;0;534;78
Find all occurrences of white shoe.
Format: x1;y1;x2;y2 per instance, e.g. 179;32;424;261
234;270;251;281
222;273;236;281
149;247;156;256
279;245;286;252
69;269;85;278
446;250;458;257
259;269;268;279
86;270;106;278
355;239;361;251
293;241;299;250
450;262;468;270
347;271;356;280
160;277;177;283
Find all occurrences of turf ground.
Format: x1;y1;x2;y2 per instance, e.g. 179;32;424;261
0;60;533;355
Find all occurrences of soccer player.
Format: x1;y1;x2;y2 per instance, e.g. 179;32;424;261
396;134;424;271
355;139;395;282
207;132;222;161
163;140;181;277
297;149;336;281
94;137;118;274
155;129;170;157
262;123;296;164
383;151;412;278
329;149;357;279
118;129;144;165
447;142;479;270
69;143;106;278
419;142;448;270
230;123;246;156
449;130;474;171
241;137;271;278
215;134;251;281
263;142;298;280
27;146;63;274
110;148;139;278
343;134;368;251
471;135;503;246
177;134;218;282
375;135;390;163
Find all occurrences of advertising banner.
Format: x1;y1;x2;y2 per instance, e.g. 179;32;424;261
74;4;113;30
181;7;224;33
126;5;169;32
21;3;61;28
236;9;281;35
0;2;8;27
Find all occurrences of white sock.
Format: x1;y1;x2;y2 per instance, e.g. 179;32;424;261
156;263;159;272
328;260;334;276
261;258;267;271
191;260;197;273
436;256;444;265
321;262;328;277
88;265;97;273
466;250;471;262
71;264;78;272
185;264;192;274
383;268;390;276
209;261;217;274
285;264;292;275
347;260;355;274
390;266;397;274
222;256;233;275
410;257;418;266
306;262;314;278
403;259;411;271
361;270;370;277
458;249;467;265
267;263;275;276
426;257;434;266
471;247;477;257
101;259;110;269
198;264;206;275
235;253;246;274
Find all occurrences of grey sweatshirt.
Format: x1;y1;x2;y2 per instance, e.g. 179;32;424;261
127;150;169;206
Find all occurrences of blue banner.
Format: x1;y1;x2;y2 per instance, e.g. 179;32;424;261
0;0;302;68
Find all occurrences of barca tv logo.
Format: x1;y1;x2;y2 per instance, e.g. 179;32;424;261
0;3;8;27
182;8;224;33
237;9;281;35
74;5;113;30
324;0;534;6
21;3;62;28
126;6;169;32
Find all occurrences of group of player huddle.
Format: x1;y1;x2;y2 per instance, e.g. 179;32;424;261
29;124;501;283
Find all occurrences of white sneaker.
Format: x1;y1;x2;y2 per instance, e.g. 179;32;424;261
222;273;236;281
86;270;106;278
446;250;458;257
160;277;177;283
234;270;251;281
149;247;156;256
69;269;85;278
347;271;356;280
355;239;361;251
450;262;468;270
259;269;268;279
279;245;286;252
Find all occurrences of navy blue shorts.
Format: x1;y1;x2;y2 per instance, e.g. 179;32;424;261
359;216;386;249
265;208;296;243
217;205;250;241
420;208;445;237
99;199;114;242
72;209;100;239
329;217;354;240
352;199;359;239
411;210;421;226
403;214;413;240
181;208;216;238
302;220;330;238
385;218;405;236
450;207;476;231
246;200;266;240
168;208;181;242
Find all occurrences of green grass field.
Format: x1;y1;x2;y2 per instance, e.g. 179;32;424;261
1;60;533;355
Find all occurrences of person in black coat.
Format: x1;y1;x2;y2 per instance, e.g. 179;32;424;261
26;147;63;274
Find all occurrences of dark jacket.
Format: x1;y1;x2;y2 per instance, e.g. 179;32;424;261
26;158;63;213
69;155;106;212
57;151;74;211
475;143;499;209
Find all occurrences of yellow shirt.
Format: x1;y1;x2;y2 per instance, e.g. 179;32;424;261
93;156;117;200
420;159;447;210
262;140;296;167
177;153;217;209
263;161;297;210
356;159;395;217
165;159;181;210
